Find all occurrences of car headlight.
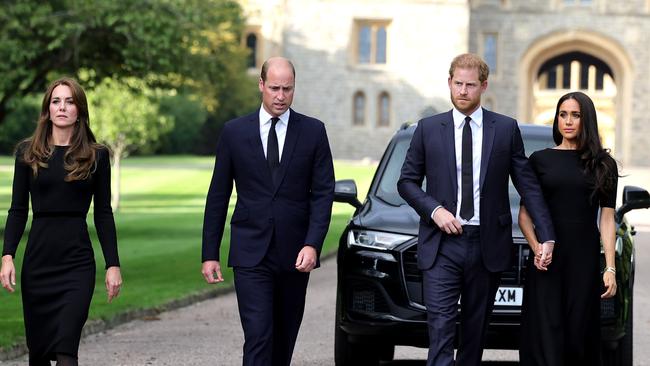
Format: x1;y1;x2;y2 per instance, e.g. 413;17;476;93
347;229;415;250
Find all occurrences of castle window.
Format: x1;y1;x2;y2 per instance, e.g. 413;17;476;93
245;33;258;69
354;20;390;65
482;33;498;74
377;92;390;127
353;91;366;126
243;27;262;69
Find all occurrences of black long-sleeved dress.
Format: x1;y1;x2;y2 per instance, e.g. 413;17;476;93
519;148;617;366
2;145;120;361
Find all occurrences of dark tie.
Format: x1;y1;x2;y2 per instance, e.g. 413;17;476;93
267;117;280;180
460;116;474;221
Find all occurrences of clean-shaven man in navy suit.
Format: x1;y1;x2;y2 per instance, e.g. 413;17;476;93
201;57;335;366
397;53;556;366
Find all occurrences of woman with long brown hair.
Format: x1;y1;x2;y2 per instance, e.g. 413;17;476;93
0;77;122;366
518;91;618;365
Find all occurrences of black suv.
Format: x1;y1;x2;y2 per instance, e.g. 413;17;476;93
334;123;650;366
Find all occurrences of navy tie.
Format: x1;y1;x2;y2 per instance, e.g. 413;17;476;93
267;117;280;181
460;116;474;221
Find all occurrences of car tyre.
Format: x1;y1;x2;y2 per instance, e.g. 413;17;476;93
618;295;633;366
335;293;380;366
378;344;395;361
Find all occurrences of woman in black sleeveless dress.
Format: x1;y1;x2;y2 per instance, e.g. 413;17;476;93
518;91;618;365
0;78;122;366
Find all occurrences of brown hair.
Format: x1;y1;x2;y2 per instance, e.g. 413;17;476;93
20;77;103;181
449;53;490;83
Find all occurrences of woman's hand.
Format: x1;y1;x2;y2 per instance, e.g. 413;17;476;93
105;266;122;303
601;270;617;299
1;255;16;293
532;242;553;271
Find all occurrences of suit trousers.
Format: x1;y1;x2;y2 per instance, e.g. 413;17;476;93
233;238;310;366
422;226;501;366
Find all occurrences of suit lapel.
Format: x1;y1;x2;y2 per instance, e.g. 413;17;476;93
247;113;274;185
441;111;457;196
480;109;496;188
272;109;302;194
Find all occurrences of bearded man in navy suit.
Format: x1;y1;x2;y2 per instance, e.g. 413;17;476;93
201;57;335;366
397;53;555;366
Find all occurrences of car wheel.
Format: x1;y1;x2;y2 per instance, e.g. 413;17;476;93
618;295;633;366
334;293;380;366
378;344;395;361
602;295;634;366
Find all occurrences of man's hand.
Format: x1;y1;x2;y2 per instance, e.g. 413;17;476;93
432;207;463;235
106;266;122;303
0;255;16;293
202;260;224;284
295;246;317;272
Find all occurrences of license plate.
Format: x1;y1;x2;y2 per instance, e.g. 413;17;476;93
494;287;523;306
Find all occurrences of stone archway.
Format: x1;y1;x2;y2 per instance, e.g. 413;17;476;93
518;30;634;164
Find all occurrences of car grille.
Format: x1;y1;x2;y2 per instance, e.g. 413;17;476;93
401;240;530;308
600;296;617;319
348;280;391;314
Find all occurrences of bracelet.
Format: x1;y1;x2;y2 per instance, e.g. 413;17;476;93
605;266;616;274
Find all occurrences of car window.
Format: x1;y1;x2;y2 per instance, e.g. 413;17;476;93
374;130;555;208
375;137;413;206
508;135;556;207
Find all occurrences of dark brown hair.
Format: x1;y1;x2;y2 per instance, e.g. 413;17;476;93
21;77;103;181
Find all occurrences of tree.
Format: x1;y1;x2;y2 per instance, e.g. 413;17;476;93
0;0;249;124
88;77;172;210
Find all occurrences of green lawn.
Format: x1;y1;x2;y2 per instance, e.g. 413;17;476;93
0;155;376;349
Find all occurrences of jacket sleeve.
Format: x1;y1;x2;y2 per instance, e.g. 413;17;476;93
202;125;234;262
397;121;441;223
509;122;555;243
304;122;335;252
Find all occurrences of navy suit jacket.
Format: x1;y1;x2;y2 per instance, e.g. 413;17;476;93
202;109;335;270
397;109;555;272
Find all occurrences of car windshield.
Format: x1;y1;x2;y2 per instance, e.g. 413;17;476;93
374;128;555;207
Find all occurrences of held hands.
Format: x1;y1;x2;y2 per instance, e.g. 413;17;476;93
106;266;122;303
534;241;554;271
295;246;317;272
0;255;16;293
432;208;463;235
601;270;617;299
202;260;224;284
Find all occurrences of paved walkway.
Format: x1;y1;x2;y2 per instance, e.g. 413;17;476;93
1;259;339;366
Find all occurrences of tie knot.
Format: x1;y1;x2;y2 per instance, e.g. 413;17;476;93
464;116;472;124
270;117;280;127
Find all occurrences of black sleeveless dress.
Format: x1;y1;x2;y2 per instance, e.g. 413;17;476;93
519;148;617;366
2;145;119;361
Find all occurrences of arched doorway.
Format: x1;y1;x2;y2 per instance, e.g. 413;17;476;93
533;51;617;150
518;31;633;163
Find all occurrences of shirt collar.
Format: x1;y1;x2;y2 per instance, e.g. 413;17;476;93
453;107;483;129
259;105;290;127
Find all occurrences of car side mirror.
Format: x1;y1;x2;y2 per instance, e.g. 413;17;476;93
334;179;362;209
616;185;650;222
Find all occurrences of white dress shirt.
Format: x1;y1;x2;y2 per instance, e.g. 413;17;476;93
259;106;290;161
452;107;483;226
